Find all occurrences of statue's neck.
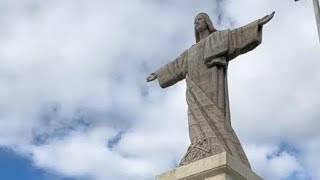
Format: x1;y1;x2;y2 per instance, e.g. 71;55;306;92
199;29;211;40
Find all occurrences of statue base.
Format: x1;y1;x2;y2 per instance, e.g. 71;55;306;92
156;152;263;180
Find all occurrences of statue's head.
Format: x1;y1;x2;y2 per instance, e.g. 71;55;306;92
194;13;217;43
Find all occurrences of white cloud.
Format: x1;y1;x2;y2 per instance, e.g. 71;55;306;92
304;138;320;180
246;144;308;180
32;127;156;180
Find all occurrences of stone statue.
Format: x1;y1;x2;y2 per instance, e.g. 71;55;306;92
147;12;275;169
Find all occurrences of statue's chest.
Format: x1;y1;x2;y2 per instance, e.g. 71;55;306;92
187;40;207;71
188;40;205;61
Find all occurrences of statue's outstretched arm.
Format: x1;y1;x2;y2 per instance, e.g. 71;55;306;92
146;50;188;88
226;12;275;61
258;11;275;26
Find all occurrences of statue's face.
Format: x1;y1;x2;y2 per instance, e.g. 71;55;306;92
194;14;207;32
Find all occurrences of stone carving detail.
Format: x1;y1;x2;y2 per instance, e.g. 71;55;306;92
180;138;212;166
147;12;275;169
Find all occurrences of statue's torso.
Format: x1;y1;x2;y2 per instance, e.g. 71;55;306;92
186;38;227;108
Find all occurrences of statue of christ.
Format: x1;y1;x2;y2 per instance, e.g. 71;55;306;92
147;12;275;168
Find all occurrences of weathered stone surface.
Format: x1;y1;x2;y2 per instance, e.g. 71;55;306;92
156;152;263;180
313;0;320;43
147;12;275;168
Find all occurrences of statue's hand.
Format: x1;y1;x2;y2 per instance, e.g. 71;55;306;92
147;73;157;82
259;11;275;26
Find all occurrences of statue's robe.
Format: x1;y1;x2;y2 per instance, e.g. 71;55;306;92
155;20;262;168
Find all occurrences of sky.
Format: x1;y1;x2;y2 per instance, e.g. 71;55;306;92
0;0;319;180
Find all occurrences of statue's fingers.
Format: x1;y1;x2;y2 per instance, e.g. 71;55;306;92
146;76;152;82
267;14;274;21
262;14;274;25
261;15;268;21
268;12;275;20
147;75;156;82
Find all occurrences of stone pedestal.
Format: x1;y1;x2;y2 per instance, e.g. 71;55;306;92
156;152;263;180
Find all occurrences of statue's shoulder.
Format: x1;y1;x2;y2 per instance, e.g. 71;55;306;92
211;29;230;35
207;30;231;40
189;43;201;50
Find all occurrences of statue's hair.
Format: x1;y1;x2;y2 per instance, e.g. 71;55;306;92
195;13;217;43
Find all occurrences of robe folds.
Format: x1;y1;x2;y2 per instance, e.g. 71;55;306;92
155;20;262;168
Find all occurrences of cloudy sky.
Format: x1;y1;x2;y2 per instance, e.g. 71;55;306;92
0;0;319;179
